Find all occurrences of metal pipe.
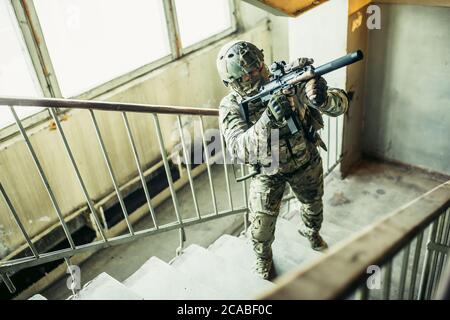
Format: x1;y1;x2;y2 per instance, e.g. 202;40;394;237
10;106;77;249
89;110;134;235
426;213;446;299
382;261;392;299
199;116;218;215
163;0;182;59
0;183;39;258
0;96;219;116
0;273;16;294
418;221;438;299
48;108;107;243
430;211;449;298
152;114;185;252
122;112;158;228
434;208;450;296
409;231;424;299
398;243;411;299
220;131;233;210
176;116;201;218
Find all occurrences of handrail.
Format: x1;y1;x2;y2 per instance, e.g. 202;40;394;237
0;94;346;298
260;180;450;300
0;96;219;116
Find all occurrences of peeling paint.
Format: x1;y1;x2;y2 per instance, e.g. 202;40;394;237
352;11;363;32
0;225;10;258
38;216;51;222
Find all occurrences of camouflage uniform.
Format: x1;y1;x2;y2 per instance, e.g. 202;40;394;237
216;40;349;279
219;84;349;263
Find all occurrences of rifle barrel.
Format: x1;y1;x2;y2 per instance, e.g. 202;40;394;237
314;50;364;77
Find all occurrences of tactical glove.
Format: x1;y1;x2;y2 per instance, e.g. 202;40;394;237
267;93;291;123
305;76;328;107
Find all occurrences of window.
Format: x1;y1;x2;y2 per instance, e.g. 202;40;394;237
34;0;171;97
0;0;43;129
0;0;236;132
175;0;232;48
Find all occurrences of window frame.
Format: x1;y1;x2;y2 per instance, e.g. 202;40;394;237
0;0;238;141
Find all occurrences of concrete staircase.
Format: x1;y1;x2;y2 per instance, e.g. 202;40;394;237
29;217;325;300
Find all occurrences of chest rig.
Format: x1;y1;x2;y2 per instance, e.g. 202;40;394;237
246;95;327;155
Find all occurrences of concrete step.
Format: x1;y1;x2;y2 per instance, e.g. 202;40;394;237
123;256;222;299
280;202;352;246
28;294;47;300
239;218;323;271
171;244;274;299
71;272;143;300
208;234;301;278
283;213;349;246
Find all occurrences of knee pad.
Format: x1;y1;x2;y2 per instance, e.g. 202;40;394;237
250;213;277;242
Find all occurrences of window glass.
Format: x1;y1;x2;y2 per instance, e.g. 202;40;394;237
175;0;232;48
0;0;43;129
34;0;170;97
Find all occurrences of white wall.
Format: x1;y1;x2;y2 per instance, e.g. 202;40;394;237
363;4;450;175
288;0;349;88
287;0;349;170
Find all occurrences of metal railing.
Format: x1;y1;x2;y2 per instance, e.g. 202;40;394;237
0;95;344;295
261;180;450;300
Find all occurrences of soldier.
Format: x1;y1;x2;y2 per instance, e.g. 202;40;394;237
216;40;349;280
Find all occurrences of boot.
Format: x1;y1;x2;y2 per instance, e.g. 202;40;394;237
298;224;328;251
252;256;273;280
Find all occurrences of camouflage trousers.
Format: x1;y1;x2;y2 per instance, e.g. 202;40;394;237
248;155;324;260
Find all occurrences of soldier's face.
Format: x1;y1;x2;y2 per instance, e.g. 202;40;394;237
235;63;269;97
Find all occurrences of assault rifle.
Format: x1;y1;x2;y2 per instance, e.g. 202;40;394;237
239;50;364;134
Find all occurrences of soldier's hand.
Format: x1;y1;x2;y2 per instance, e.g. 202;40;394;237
305;76;328;107
267;93;291;123
286;57;314;71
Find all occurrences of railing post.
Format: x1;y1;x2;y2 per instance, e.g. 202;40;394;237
176;116;201;219
0;273;16;294
382;261;393;299
10;106;77;249
48;108;107;243
122;112;159;229
434;208;450;297
398;243;411;299
0;183;39;258
199;116;218;215
426;213;446;299
89;110;134;235
153;114;185;255
409;230;425;299
220;131;233;210
418;221;438;299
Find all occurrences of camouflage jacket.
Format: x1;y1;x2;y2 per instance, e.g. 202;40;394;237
219;83;349;175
